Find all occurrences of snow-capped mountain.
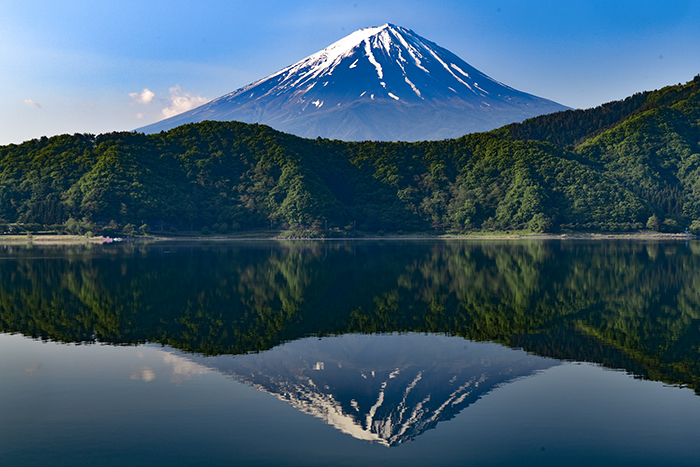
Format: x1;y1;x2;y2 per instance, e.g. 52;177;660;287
137;24;569;141
183;334;558;446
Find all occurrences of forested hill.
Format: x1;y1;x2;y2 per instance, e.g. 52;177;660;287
493;75;700;149
1;76;700;235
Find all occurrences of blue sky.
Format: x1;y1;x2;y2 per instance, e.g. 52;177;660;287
2;0;699;145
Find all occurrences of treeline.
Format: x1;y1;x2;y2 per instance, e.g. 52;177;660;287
493;75;700;148
2;76;700;234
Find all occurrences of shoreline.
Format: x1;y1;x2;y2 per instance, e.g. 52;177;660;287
0;231;695;245
0;235;112;245
440;232;697;241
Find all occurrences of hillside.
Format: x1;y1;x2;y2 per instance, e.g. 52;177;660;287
494;75;700;225
1;76;700;235
493;75;700;148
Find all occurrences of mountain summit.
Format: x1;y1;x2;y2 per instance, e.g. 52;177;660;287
138;24;569;141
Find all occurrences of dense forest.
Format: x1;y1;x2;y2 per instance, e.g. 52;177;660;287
1;75;700;234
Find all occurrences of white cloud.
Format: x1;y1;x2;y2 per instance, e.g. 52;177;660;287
129;88;155;105
130;366;156;382
24;99;41;109
162;86;208;118
161;352;211;384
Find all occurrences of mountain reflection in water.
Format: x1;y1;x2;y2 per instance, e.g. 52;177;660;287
186;333;557;446
1;239;700;395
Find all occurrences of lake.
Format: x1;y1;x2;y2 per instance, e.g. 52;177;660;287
1;239;700;466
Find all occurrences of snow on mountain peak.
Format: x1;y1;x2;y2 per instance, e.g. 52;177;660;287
137;24;569;141
243;22;496;105
179;334;558;446
265;23;410;87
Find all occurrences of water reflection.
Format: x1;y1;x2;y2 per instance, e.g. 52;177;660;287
188;333;557;446
1;239;700;393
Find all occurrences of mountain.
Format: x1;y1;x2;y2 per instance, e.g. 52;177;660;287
184;334;558;446
137;24;569;141
3;76;700;233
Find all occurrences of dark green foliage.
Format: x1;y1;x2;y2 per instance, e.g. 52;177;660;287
575;85;700;224
2;241;700;392
2;76;700;233
493;92;652;148
494;75;700;149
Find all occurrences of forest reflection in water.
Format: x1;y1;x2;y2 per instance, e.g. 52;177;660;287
1;239;699;392
2;239;700;465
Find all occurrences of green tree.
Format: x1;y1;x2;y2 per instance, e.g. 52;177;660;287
689;220;700;234
529;213;553;233
646;214;660;231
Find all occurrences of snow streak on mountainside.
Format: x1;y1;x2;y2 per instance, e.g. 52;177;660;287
183;334;558;446
138;24;569;141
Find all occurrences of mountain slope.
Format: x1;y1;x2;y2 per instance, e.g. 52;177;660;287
575;86;700;220
185;335;557;446
137;24;568;141
493;75;700;148
493;75;700;222
0;121;650;233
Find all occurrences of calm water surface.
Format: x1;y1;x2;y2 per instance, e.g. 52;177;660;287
1;240;700;466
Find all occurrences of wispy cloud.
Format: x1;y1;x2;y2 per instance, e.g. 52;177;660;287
129;88;155;105
162;86;208;118
24;99;41;109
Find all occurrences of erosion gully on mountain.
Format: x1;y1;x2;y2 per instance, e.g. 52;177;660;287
137;24;568;141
